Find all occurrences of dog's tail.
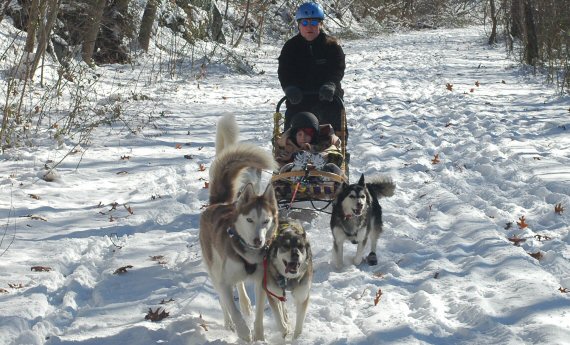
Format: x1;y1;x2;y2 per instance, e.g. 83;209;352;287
209;143;277;204
215;114;239;155
366;177;396;198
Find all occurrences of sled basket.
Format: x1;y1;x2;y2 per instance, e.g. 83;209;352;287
271;95;349;212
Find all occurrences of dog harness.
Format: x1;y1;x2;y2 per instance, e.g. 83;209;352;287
262;256;287;302
262;222;307;302
226;223;280;275
226;226;267;275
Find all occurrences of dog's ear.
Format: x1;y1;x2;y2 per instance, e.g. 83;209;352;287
358;174;365;186
237;183;256;205
262;182;276;202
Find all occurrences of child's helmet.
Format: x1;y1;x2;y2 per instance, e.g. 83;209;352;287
290;112;319;144
295;2;325;20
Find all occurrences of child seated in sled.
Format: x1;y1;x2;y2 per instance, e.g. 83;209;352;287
275;111;344;177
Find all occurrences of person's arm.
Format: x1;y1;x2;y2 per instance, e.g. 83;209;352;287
278;40;300;89
327;43;345;86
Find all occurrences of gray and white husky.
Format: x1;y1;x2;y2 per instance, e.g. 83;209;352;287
200;114;278;341
263;220;313;339
330;174;395;269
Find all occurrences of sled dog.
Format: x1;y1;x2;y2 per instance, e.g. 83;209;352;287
200;114;278;341
215;113;262;193
330;173;395;269
263;220;313;339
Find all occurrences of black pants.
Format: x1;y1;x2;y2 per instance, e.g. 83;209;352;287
284;95;347;141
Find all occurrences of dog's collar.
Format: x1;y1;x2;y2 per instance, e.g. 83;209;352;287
227;227;267;251
262;256;287;302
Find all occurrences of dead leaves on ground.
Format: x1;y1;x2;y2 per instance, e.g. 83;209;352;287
374;289;383;306
527;251;543;260
113;265;133;275
98;202;134;221
199;313;209;331
431;154;440;164
31;266;52;272
508;236;526;246
355;287;384;306
534;234;552;241
517;215;528;229
145;307;169;322
23;214;47;221
150;255;168;265
554;203;564;214
445;81;480;92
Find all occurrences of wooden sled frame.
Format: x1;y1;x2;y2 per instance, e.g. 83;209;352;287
271;95;349;212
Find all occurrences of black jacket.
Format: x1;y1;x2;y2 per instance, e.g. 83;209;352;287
278;32;345;98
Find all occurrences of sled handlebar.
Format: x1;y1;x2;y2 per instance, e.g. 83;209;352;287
275;92;344;113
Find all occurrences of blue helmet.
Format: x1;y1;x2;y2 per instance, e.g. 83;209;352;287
295;2;325;20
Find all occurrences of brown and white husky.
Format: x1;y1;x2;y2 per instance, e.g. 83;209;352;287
200;114;278;341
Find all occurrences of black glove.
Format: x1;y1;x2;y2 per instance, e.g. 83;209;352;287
284;86;303;105
319;82;336;102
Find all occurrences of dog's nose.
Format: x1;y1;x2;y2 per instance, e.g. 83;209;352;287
291;249;299;260
253;238;262;247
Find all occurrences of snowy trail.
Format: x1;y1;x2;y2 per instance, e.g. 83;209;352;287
340;29;570;345
1;26;569;345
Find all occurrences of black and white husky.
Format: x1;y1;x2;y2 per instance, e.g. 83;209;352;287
330;174;395;269
263;220;313;339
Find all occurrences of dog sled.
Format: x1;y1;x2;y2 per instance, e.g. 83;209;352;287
271;94;349;212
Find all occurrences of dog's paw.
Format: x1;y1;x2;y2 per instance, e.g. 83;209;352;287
366;252;378;266
280;324;291;338
235;324;252;342
224;320;235;331
352;256;363;266
253;331;265;342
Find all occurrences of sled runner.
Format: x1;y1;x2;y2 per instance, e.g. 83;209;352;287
271;95;348;212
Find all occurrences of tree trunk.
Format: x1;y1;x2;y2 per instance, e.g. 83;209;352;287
30;0;59;78
16;0;41;80
257;11;264;48
233;0;251;48
211;1;225;43
24;0;40;53
510;0;523;40
523;0;538;66
488;0;498;45
139;0;158;51
0;0;10;23
81;0;106;65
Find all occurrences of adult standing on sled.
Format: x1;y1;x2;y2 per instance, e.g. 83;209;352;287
278;2;346;134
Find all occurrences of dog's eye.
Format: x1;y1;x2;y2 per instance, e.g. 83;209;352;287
246;218;254;223
360;195;366;199
263;219;270;224
349;195;356;199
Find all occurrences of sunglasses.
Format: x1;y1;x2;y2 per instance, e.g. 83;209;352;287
300;19;320;27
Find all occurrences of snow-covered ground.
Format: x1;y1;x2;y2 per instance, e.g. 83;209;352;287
1;26;569;345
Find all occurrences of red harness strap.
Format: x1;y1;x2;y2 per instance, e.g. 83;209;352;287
262;256;286;302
